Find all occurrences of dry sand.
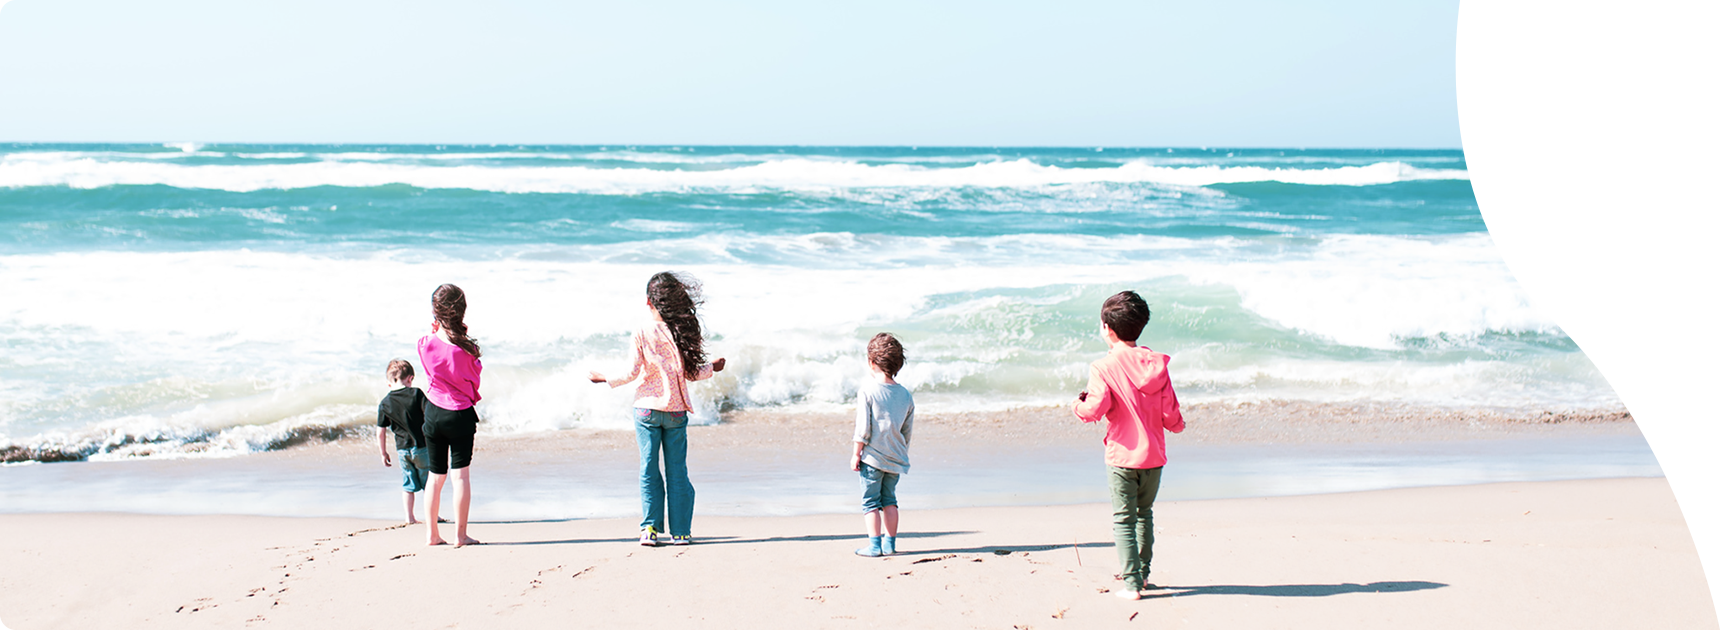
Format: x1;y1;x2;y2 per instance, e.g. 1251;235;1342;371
0;477;1710;629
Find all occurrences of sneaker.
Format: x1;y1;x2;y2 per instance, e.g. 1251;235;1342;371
639;527;659;547
671;535;691;546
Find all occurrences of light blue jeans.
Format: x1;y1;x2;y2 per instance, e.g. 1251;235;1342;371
634;408;694;536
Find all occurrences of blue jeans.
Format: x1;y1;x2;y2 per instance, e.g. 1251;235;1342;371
634;408;694;536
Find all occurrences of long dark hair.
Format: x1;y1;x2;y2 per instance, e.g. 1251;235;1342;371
646;272;705;379
432;283;481;359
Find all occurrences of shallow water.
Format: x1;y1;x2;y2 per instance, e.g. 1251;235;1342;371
0;433;1661;520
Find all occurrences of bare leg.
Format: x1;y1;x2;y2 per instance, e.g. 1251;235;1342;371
404;491;419;525
882;506;899;537
452;466;479;546
864;509;882;538
426;472;448;546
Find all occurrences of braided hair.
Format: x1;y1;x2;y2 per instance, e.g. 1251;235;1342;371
431;283;481;359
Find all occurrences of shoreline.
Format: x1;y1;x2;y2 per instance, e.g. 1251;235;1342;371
0;400;1656;522
0;478;1709;629
0;398;1637;465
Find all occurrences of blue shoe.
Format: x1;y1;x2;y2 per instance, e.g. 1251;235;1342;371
881;535;897;555
854;535;883;557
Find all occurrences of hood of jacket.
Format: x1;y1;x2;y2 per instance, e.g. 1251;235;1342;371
1110;345;1171;394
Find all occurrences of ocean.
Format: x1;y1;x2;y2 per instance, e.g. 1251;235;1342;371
0;143;1619;465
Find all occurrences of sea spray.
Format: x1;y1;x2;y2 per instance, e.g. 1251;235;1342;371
0;144;1617;462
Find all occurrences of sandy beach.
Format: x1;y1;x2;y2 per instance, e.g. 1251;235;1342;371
0;402;1694;628
0;477;1711;629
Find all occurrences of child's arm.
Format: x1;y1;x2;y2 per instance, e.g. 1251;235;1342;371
591;330;646;386
901;404;914;446
377;427;393;467
1162;369;1185;434
688;357;725;382
376;404;393;467
1071;365;1113;422
852;394;872;471
465;355;482;403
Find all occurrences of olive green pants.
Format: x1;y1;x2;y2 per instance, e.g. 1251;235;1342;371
1108;465;1163;592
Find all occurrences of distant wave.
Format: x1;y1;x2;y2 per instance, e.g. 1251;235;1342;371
0;154;1468;193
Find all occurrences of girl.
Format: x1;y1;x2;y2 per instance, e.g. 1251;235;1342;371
590;272;726;546
419;283;483;548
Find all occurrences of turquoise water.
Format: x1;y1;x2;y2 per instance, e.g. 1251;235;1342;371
0;144;1616;462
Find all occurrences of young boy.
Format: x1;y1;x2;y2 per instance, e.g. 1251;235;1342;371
851;333;914;558
378;359;431;524
1072;291;1185;600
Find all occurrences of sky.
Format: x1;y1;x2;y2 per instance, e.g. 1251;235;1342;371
0;0;1461;147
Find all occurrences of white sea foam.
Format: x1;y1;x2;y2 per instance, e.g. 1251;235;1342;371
0;230;1601;461
0;152;1468;193
1187;233;1552;348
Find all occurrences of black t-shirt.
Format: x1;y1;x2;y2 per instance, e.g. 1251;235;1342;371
377;387;428;450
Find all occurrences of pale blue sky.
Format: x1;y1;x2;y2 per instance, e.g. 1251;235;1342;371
0;0;1460;147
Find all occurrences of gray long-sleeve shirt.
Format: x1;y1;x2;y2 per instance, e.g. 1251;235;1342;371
854;381;915;474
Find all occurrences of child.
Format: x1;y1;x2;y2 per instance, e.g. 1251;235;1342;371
376;359;430;524
418;283;483;548
589;272;726;547
1071;290;1184;600
851;332;914;558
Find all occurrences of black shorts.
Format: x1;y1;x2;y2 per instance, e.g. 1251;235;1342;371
422;401;478;474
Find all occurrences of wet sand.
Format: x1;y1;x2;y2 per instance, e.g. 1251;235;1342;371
0;401;1651;521
339;399;1643;465
0;477;1709;629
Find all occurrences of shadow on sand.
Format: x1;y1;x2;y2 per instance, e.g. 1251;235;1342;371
893;542;1114;556
1144;581;1448;599
681;531;977;546
478;531;977;547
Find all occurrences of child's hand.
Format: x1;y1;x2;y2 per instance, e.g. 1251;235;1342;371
382;452;393;467
588;371;606;383
712;358;727;373
850;455;861;472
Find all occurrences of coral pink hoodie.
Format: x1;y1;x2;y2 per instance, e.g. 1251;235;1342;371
1072;344;1184;469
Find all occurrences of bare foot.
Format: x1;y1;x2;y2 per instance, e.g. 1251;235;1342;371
406;518;420;525
455;535;481;547
427;536;448;547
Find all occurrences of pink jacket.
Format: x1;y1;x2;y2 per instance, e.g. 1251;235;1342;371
418;335;482;411
607;321;715;412
1072;344;1184;469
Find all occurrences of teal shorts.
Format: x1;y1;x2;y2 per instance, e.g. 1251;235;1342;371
858;462;900;512
398;447;430;493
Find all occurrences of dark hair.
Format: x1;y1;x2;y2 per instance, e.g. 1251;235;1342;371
386;359;415;383
646;272;706;379
867;333;905;378
1101;290;1151;342
432;283;482;359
